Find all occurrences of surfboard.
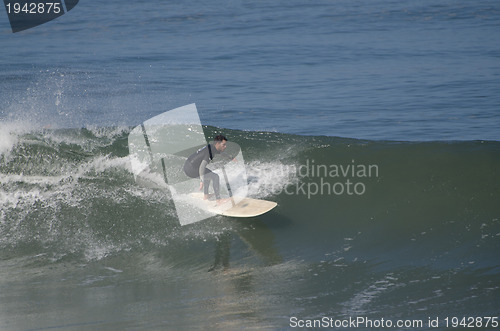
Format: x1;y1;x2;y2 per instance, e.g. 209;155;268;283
190;192;277;218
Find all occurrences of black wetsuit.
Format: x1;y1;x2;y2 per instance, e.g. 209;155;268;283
183;144;221;199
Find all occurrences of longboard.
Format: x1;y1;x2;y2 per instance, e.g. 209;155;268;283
190;192;277;218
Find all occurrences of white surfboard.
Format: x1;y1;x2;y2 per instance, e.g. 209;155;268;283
190;192;277;218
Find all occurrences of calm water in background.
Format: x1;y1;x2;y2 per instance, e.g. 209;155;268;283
1;0;500;140
1;1;500;330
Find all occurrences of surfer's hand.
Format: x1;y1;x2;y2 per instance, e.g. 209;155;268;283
199;181;203;190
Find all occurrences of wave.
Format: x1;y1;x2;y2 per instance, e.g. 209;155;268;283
1;124;499;274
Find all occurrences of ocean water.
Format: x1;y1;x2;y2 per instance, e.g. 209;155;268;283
1;0;500;330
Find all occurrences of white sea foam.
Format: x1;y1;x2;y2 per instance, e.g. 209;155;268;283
245;160;298;199
0;122;32;156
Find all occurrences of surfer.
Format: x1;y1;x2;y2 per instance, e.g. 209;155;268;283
183;135;229;205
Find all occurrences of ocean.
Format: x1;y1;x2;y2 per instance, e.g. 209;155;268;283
1;0;499;330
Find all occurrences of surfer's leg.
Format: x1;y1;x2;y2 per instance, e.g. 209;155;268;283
203;176;211;195
203;170;220;199
212;172;220;199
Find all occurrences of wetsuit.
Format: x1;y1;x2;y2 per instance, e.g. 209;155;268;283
183;144;221;199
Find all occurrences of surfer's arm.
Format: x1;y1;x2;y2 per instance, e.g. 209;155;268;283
220;151;237;163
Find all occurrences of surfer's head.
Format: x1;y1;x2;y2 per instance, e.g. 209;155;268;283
214;135;227;152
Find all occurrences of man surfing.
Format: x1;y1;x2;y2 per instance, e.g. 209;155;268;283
183;135;229;205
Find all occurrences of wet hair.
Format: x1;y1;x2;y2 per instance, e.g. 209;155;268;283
214;135;227;142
